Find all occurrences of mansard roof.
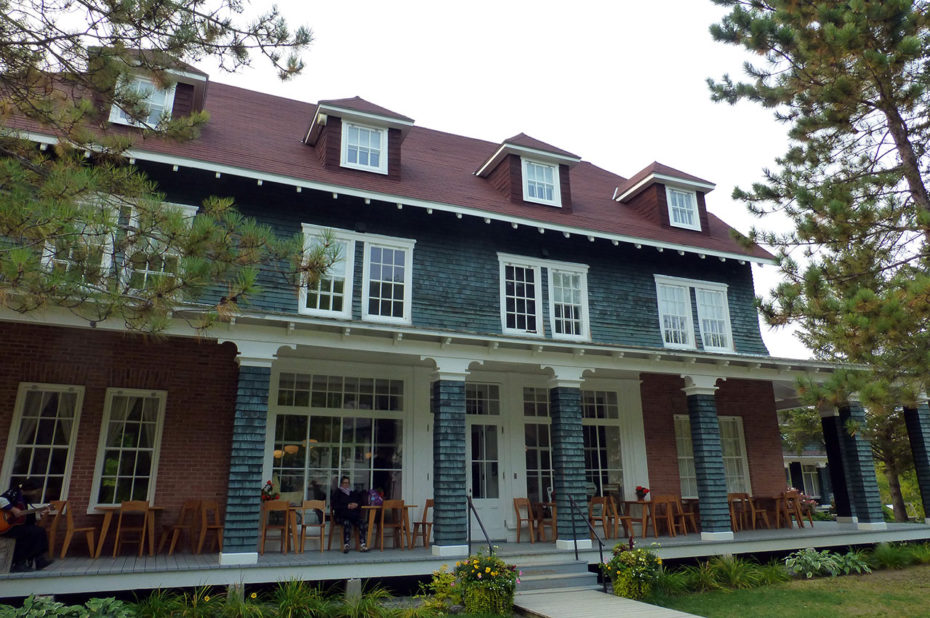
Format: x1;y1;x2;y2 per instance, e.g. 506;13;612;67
13;80;772;262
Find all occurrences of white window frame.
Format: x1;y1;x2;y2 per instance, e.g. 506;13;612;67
498;254;544;336
361;234;416;325
801;464;822;498
1;383;85;503
665;186;701;231
41;202;118;286
521;158;562;207
123;202;199;291
547;263;590;341
694;286;733;352
341;121;388;174
89;388;167;509
674;414;751;498
299;224;359;320
108;76;177;128
654;275;733;352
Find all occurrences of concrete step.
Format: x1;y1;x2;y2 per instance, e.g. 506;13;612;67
515;559;600;592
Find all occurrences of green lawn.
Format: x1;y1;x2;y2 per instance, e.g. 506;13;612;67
656;564;930;617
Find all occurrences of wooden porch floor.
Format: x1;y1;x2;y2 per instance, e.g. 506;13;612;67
2;521;930;599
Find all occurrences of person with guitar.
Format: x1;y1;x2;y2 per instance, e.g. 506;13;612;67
0;479;53;572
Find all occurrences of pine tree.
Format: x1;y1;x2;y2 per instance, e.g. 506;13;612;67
0;0;334;332
709;0;930;407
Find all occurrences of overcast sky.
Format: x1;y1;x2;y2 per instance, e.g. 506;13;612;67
198;0;811;359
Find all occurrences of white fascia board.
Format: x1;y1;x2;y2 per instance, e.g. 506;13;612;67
17;130;773;265
616;172;716;202
315;104;415;130
475;143;580;177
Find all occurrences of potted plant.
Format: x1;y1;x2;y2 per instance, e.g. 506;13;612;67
601;544;661;600
635;485;650;500
454;552;519;615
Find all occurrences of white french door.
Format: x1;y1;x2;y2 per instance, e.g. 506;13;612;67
465;383;508;540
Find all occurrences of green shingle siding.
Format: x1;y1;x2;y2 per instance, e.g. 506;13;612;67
687;394;732;533
432;380;468;545
222;365;270;553
550;386;588;539
821;414;855;518
839;403;884;523
904;404;930;520
153;175;768;355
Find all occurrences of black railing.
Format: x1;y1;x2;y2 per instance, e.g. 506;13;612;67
466;495;493;556
567;495;608;593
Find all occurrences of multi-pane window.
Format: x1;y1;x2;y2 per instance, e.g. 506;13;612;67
656;283;692;347
342;122;387;174
501;261;541;334
674;415;751;498
549;267;589;339
522;159;560;206
91;389;166;506
466;384;501;500
109;77;175;127
666;187;700;231
277;373;403;411
465;383;501;416
655;276;733;352
582;391;622;498
300;226;356;319
523;388;552;504
363;241;413;322
696;288;731;351
2;384;84;503
801;464;822;498
125;203;198;291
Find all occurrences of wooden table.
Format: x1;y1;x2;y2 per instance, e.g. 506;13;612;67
94;505;164;558
622;500;656;538
362;504;416;549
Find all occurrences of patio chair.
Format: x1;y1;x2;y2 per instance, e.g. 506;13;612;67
259;499;292;554
588;496;612;539
781;490;806;528
51;500;96;559
409;499;433;549
327;506;362;551
727;493;751;532
533;501;556;541
196;500;223;553
745;496;771;529
607;496;633;538
158;499;200;555
113;500;150;557
650;495;678;537
296;500;326;553
378;499;406;551
513;498;536;543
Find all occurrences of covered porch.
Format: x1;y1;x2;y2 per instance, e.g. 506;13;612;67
3;521;930;599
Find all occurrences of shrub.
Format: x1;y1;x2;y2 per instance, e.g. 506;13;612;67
681;560;721;592
172;586;222;617
134;589;181;617
415;564;461;614
270;580;337;617
869;542;917;570
336;584;393;618
601;544;662;600
785;548;841;578
708;555;764;589
454;552;518;615
836;548;872;575
653;566;690;596
757;560;792;585
908;542;930;564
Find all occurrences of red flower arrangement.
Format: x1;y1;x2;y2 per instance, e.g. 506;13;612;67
261;480;279;502
635;486;650;500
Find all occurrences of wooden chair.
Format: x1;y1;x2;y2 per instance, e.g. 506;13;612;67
650;495;678;537
259;499;292;554
607;497;633;538
513;498;536;543
727;493;750;531
745;496;771;529
588;497;612;539
296;500;326;553
533;501;556;541
327;506;362;551
43;500;65;557
409;499;433;549
672;497;699;534
196;500;223;553
379;499;406;551
158;499;200;555
781;490;806;528
50;500;96;559
113;500;149;557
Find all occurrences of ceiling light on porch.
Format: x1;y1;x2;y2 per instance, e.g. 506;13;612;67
273;449;284;459
283;444;299;454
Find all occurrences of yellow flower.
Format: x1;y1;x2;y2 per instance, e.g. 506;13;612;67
492;571;498;576
204;596;210;602
250;592;257;599
485;566;491;573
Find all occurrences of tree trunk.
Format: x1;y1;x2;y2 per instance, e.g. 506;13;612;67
882;463;909;522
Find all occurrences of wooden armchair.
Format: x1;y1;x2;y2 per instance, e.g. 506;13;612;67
513;498;536;543
409;499;433;549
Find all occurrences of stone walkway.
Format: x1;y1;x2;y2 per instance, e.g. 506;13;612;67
514;589;699;617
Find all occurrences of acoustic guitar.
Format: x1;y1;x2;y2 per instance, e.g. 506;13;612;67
0;505;48;534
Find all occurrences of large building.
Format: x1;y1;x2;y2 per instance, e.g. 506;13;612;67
1;64;910;568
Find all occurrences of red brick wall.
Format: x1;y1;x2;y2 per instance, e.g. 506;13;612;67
640;374;784;496
0;322;239;539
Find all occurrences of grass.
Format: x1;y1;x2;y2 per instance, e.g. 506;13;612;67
655;564;930;617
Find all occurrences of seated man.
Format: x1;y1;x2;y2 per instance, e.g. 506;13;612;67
332;476;369;553
1;479;53;572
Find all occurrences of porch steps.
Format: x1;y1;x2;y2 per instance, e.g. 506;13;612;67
514;559;600;592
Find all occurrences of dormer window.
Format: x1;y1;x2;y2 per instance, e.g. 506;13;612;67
108;76;176;128
341;122;388;174
666;187;700;231
522;158;561;207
